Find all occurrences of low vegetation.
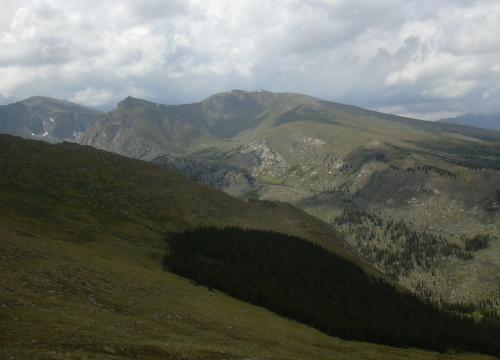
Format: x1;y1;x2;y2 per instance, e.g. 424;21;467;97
464;235;492;252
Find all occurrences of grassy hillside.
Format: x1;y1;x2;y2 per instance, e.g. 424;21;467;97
1;134;497;359
0;134;360;258
2;226;496;360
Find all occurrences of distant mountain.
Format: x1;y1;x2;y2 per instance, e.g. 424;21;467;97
80;90;500;160
440;113;500;131
79;90;286;159
0;96;101;142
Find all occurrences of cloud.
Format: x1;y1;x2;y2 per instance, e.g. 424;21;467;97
0;0;499;119
69;87;114;107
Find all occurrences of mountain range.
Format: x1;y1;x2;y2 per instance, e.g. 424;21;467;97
1;90;499;310
440;113;500;131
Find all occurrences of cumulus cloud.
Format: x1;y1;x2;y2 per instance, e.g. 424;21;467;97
0;0;499;118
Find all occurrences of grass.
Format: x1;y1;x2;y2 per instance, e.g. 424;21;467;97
0;219;495;360
0;134;497;359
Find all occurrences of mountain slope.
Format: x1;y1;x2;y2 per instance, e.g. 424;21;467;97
79;90;500;161
0;96;101;142
3;134;496;359
79;96;216;159
0;134;356;259
440;113;500;131
79;90;282;159
152;153;260;197
76;90;500;309
2;134;498;359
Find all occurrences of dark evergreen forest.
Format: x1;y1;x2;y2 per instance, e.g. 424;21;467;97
164;227;500;356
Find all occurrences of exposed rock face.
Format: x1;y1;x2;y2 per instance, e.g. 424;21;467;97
239;140;289;177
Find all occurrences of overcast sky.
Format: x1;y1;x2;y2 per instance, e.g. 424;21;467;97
0;0;499;119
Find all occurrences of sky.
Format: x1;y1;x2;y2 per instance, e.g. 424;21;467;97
0;0;499;120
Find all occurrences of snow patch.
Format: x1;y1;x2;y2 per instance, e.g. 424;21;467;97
72;131;83;140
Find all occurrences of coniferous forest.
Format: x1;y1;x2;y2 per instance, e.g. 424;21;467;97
164;227;500;356
333;207;493;277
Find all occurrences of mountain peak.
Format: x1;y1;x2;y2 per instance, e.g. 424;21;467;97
229;89;249;94
23;95;60;103
16;96;101;115
0;95;101;143
203;89;277;104
21;96;75;107
117;96;157;110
